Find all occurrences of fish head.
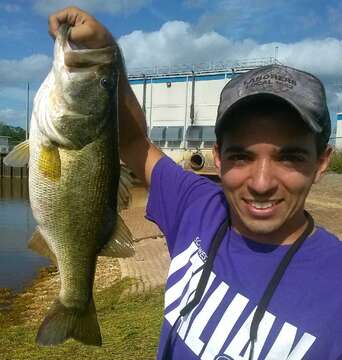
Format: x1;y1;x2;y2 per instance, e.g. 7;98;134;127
41;24;122;149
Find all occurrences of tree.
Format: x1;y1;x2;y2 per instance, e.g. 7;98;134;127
0;121;26;143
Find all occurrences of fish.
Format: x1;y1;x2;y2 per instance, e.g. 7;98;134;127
4;24;134;346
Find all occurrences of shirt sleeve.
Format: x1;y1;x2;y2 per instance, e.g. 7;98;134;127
146;156;219;250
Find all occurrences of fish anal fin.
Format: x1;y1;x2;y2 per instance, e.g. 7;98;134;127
28;228;57;265
36;297;102;346
3;140;30;167
99;215;134;258
38;145;61;182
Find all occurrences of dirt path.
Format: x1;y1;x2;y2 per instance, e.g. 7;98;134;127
306;173;342;238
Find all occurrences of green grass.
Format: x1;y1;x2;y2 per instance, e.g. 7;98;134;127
0;278;164;360
329;150;342;174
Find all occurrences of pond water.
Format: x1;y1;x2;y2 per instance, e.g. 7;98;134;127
0;178;50;292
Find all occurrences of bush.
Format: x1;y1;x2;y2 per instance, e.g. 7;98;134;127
328;150;342;174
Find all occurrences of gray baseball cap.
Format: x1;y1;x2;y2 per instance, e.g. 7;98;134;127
215;64;331;143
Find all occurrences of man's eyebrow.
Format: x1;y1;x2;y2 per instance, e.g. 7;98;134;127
223;146;248;154
279;146;310;155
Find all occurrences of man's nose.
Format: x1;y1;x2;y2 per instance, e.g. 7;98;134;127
247;159;278;195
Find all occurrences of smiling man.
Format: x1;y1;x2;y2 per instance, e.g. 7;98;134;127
49;7;342;360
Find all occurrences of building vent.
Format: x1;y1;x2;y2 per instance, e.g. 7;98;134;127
150;126;166;141
202;126;216;142
165;126;183;141
186;126;203;141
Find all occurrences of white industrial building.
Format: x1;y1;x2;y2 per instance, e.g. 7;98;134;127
336;113;342;150
128;58;275;173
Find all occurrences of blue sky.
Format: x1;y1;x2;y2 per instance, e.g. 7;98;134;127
0;0;341;134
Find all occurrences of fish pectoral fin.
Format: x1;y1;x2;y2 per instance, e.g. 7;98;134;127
99;215;135;258
117;165;134;212
28;228;57;265
3;140;30;167
36;297;102;346
38;145;61;181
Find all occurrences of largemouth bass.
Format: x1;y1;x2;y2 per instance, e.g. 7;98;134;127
4;24;134;346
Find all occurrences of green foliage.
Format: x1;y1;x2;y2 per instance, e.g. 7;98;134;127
329;150;342;174
0;121;26;144
0;278;164;360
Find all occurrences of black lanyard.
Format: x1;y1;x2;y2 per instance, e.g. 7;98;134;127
248;210;314;359
161;211;314;360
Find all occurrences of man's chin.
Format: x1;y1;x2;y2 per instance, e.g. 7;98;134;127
239;218;284;239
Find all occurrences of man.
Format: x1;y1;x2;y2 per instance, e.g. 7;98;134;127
49;7;342;360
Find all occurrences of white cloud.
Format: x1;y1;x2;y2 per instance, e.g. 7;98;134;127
119;21;231;70
0;54;51;87
32;0;151;16
119;21;342;77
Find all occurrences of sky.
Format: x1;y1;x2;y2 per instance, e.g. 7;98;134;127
0;0;342;135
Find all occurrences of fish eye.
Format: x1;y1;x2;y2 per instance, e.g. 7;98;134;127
100;77;113;89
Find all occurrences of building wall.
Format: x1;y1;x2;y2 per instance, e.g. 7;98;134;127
128;70;246;172
129;73;233;139
336;113;342;150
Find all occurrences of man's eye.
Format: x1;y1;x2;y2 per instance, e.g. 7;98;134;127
279;154;305;163
227;154;250;162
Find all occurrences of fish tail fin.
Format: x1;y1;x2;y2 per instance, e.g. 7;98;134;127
36;297;102;346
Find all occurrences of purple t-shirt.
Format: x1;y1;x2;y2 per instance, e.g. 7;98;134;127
146;156;342;360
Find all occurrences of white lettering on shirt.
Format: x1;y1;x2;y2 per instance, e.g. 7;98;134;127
201;293;249;360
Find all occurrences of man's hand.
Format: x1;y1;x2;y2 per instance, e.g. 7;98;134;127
48;6;114;48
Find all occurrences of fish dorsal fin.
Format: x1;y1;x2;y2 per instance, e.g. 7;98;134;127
117;165;134;212
28;227;57;265
3;140;30;167
99;215;134;258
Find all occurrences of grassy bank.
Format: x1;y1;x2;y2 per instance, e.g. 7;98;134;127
0;278;164;360
329;150;342;174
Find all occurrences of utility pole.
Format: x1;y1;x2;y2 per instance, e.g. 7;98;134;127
26;82;29;139
274;46;279;63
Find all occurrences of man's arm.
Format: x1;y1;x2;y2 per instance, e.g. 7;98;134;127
118;75;164;187
48;6;164;187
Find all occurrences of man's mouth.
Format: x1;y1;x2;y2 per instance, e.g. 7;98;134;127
243;199;283;217
246;200;280;209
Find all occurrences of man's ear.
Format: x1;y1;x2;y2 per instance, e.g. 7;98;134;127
314;145;333;184
213;143;222;179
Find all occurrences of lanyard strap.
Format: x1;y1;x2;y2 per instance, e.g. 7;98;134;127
248;210;315;359
180;217;231;316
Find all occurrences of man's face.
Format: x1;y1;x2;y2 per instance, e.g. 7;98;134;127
213;111;331;244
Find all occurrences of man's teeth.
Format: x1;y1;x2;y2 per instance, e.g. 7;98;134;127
250;201;275;209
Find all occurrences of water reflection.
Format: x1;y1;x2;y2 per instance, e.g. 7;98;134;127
0;178;50;292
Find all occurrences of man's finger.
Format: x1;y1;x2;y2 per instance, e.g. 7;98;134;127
48;7;90;39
